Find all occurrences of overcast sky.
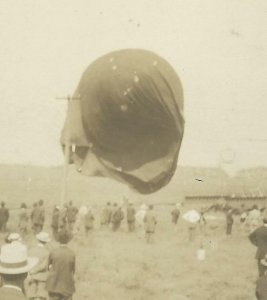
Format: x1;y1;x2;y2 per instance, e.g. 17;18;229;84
0;0;266;172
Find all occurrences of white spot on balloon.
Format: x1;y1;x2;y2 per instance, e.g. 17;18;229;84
123;87;132;96
134;75;139;83
112;65;117;70
120;104;128;111
153;60;158;66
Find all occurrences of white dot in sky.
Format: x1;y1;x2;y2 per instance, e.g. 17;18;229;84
109;57;114;62
112;65;117;70
153;60;158;66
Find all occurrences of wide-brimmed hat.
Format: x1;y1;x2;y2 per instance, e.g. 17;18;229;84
7;233;22;242
36;232;50;243
0;243;38;274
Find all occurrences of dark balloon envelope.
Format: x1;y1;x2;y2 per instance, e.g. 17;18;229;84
61;49;184;194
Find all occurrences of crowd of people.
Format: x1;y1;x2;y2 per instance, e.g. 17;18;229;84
0;200;160;242
0;199;159;300
1;198;267;299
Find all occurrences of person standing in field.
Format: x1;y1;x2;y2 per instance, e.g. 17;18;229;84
198;208;207;234
0;201;9;233
111;204;124;232
171;203;180;232
27;232;51;300
126;202;136;232
226;208;234;235
31;201;45;234
18;203;29;236
51;206;60;240
135;203;148;229
58;204;68;231
84;207;95;236
256;254;267;299
249;217;267;277
144;204;157;243
100;202;112;228
66;201;78;232
30;203;38;233
38;200;45;232
46;229;75;300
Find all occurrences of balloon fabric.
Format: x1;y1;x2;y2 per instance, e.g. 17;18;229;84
61;49;184;194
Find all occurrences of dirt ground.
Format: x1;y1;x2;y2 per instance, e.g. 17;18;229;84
0;202;259;300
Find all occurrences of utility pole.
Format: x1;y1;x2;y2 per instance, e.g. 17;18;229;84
56;95;80;208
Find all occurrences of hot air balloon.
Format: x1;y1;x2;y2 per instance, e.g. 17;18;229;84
61;49;184;194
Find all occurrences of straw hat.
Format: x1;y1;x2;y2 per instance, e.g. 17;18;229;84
7;233;22;242
36;232;50;243
0;243;38;274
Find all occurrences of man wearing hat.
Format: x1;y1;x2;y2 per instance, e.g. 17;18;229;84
126;202;136;232
46;229;75;300
0;243;38;300
144;204;157;243
27;232;51;300
249;217;267;276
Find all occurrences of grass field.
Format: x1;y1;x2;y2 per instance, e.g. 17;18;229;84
0;203;259;300
0;164;263;300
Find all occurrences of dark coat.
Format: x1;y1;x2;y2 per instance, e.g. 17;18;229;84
256;275;267;300
0;286;26;300
249;226;267;259
51;209;59;228
112;208;124;223
0;207;9;223
18;208;28;230
101;205;112;224
31;207;44;225
127;206;136;222
46;245;75;297
66;206;78;223
226;211;234;225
